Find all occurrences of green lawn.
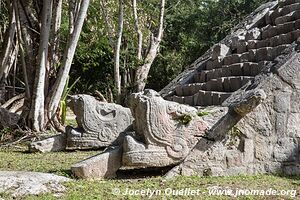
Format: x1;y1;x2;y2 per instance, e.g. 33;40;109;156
0;150;299;200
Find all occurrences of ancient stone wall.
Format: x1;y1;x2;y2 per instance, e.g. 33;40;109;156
166;41;300;177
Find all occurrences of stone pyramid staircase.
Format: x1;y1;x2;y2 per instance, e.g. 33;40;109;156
167;0;300;106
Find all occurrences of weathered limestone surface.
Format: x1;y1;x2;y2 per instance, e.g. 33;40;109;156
0;171;70;197
66;94;133;149
165;43;300;177
69;0;300;178
122;90;208;168
29;134;67;153
71;146;122;179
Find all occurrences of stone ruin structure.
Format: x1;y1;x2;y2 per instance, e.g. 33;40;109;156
31;0;300;179
30;94;133;152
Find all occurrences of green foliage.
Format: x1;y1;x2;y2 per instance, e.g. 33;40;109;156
60;76;80;125
197;111;209;117
147;0;268;91
176;114;193;125
0;149;300;199
68;0;269;96
228;125;242;146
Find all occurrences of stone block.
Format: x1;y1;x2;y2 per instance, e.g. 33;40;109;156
223;54;241;65
277;21;295;35
220;93;231;103
217;78;224;91
256;47;271;62
206;70;215;81
203;91;213;106
279;0;300;7
193;73;200;82
291;29;300;40
71;146;122;179
275;14;290;25
287;113;300;137
274;92;291;113
223;78;231;92
212;44;230;60
197;90;206;105
273;137;298;162
29;134;66;153
193;92;200;105
199;71;207;82
265;11;272;25
255;135;271;161
206;58;223;70
240;52;249;62
248;49;257;62
209;80;218;91
231;35;245;49
212;92;220;105
256;39;269;48
226;150;243;167
241;77;253;86
269;35;279;47
245;28;261;40
247;40;257;49
237;42;247;54
175;86;183;96
270;9;280;24
173;96;184;104
290;92;300;112
282;165;300;176
275;113;288;136
184;96;194;106
295;19;300;29
250;63;260;76
243;63;251;76
229;77;242;91
230;63;243;76
243;139;254;163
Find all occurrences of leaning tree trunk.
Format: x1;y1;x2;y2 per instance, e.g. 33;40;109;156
0;1;16;85
47;0;90;122
134;0;165;92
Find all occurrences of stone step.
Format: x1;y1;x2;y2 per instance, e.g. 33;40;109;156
177;76;254;96
195;90;233;106
222;44;289;65
278;2;300;16
261;21;295;40
279;0;300;7
275;10;300;25
172;90;233;106
204;76;254;92
175;83;204;96
194;62;261;83
247;30;300;49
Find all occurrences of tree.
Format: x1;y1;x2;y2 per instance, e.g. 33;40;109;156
99;0;166;102
0;0;90;132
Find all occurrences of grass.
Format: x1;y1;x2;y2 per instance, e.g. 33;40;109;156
0;150;300;199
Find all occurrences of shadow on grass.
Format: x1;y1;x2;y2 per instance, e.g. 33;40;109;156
116;165;175;180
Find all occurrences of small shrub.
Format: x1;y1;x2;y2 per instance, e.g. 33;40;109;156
197;111;209;117
176;114;193;125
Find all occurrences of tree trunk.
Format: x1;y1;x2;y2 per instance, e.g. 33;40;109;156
47;0;90;121
114;0;124;100
132;0;143;60
29;0;53;132
0;1;16;84
133;0;165;92
50;0;62;70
